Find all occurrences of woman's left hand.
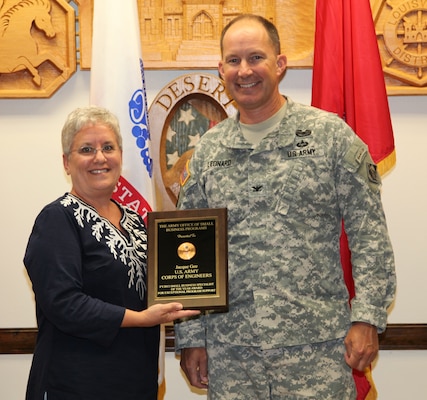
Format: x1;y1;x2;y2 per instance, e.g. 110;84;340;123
122;303;200;327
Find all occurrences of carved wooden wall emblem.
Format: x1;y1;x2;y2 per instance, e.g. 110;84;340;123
76;0;426;95
1;1;426;97
149;73;236;211
0;0;76;98
77;0;316;70
373;0;427;94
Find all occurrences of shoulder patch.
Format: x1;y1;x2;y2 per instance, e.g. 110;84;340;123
343;140;382;190
343;141;367;172
367;163;380;185
180;159;191;187
355;146;367;165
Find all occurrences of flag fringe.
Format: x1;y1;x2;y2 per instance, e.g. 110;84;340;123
364;367;378;400
377;149;396;177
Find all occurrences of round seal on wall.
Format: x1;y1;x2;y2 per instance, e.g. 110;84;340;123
374;0;427;93
149;73;236;210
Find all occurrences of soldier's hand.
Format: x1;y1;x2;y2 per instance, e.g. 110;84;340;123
344;322;378;371
180;347;209;389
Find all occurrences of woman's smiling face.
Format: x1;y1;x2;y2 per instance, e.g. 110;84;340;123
63;123;122;203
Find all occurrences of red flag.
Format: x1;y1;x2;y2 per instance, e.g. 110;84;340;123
311;0;395;399
312;0;395;176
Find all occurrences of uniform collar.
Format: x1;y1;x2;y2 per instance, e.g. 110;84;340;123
224;96;296;150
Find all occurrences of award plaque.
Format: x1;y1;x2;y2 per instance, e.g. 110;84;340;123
147;208;228;311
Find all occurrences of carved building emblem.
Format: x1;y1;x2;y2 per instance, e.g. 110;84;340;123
0;0;76;98
374;0;427;94
76;0;316;70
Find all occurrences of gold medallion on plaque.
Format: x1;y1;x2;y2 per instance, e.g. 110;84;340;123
0;0;76;98
177;242;196;260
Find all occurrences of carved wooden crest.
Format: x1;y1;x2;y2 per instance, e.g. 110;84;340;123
0;0;76;98
373;0;427;95
149;73;237;211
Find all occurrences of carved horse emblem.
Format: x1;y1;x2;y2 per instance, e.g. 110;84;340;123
0;0;67;86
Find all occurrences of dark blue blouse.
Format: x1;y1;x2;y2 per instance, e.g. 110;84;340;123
24;193;159;400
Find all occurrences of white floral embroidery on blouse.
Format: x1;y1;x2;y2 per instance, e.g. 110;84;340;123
61;194;147;300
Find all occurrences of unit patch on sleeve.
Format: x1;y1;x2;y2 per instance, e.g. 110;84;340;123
180;159;191;186
367;163;380;185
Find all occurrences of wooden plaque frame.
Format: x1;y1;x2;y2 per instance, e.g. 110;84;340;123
147;208;228;311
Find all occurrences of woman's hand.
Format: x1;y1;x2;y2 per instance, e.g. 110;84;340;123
122;303;200;327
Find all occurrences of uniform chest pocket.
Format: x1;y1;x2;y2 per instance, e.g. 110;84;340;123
275;158;337;218
274;162;305;216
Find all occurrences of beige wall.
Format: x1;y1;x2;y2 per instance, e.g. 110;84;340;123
0;68;426;399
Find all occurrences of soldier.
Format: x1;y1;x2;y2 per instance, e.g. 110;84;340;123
175;14;396;400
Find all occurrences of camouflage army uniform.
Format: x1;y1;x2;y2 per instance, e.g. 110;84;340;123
175;97;396;399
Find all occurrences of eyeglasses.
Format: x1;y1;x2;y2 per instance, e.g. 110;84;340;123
71;145;117;157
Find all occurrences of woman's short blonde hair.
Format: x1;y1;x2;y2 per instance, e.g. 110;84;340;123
61;106;122;156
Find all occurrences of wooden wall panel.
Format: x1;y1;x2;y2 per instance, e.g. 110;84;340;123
1;325;426;354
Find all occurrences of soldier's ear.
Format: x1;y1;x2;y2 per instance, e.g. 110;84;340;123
277;55;287;75
218;61;224;80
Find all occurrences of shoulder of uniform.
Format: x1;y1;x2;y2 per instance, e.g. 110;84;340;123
343;138;382;190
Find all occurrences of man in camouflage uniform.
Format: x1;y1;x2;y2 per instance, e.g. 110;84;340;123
175;14;396;400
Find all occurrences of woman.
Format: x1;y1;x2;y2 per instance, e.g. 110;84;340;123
24;106;199;400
